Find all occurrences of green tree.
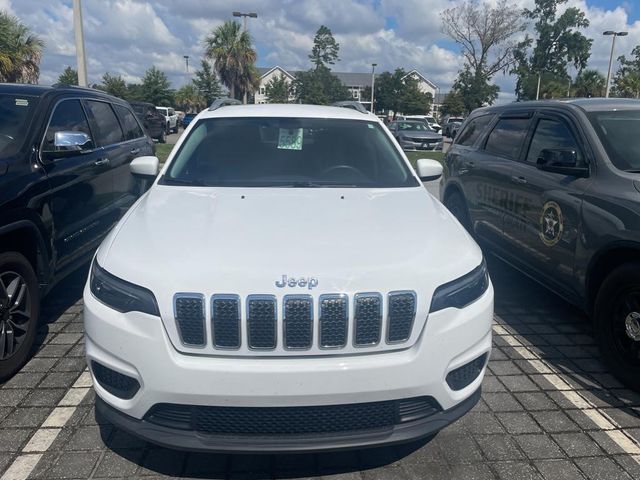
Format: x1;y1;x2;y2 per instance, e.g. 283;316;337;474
56;66;78;85
398;75;432;114
140;66;173;105
125;83;144;102
265;74;291;103
309;25;340;68
441;91;466;116
98;72;127;98
204;20;257;100
512;0;592;100
373;69;407;114
441;0;524;110
612;46;640;98
573;69;605;98
175;84;204;111
0;11;44;83
193;59;223;105
293;65;349;105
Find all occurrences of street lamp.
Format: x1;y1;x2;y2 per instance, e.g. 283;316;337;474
370;63;377;113
232;11;258;104
183;55;189;74
72;0;88;87
604;30;628;98
233;11;258;32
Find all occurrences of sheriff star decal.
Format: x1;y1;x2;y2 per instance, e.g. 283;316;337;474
539;201;564;247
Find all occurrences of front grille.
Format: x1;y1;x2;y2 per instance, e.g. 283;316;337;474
283;296;313;349
354;293;382;346
92;361;140;400
319;294;348;348
211;295;241;349
171;291;418;352
247;295;277;349
174;294;205;346
145;397;441;436
387;292;416;343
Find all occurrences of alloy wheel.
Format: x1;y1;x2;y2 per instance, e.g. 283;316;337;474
0;270;31;360
613;290;640;366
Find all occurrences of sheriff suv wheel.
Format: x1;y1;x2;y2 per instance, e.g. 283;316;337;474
0;252;39;381
444;191;472;232
594;262;640;391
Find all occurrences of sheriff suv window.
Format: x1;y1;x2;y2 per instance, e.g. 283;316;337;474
162;117;419;188
587;109;640;172
484;117;530;159
456;114;494;147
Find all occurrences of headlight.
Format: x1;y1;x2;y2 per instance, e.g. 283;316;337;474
429;260;489;313
90;260;159;316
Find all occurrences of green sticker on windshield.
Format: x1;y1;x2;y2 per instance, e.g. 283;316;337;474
278;128;303;150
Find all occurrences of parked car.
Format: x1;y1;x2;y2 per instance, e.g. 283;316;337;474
0;83;154;380
86;102;493;453
388;119;443;151
441;98;640;391
399;115;441;133
156;106;178;134
130;101;166;143
442;116;465;137
181;112;197;129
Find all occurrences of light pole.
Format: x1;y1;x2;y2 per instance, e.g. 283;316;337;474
232;11;258;104
604;30;628;98
183;55;189;74
72;0;88;87
370;63;377;113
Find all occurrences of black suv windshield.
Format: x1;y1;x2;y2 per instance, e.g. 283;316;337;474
588;110;640;171
0;94;38;158
162;117;418;188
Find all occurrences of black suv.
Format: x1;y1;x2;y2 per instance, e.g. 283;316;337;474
130;101;166;143
0;84;154;379
441;98;640;391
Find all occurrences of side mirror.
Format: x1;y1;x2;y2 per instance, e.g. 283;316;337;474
130;156;159;178
41;131;93;161
417;158;443;182
537;148;589;177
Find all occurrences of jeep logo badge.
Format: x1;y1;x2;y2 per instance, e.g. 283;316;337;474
275;275;318;290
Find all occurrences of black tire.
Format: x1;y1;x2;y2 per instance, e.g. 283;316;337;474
158;129;166;144
594;262;640;391
0;252;39;381
444;190;472;232
166;123;171;135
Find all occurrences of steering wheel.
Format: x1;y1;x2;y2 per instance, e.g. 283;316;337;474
321;165;365;179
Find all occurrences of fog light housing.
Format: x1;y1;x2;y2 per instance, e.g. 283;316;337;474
92;361;140;399
446;353;488;391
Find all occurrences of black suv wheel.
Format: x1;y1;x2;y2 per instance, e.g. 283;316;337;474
0;252;39;381
594;262;640;391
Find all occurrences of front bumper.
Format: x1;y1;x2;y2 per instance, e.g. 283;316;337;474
96;387;481;453
399;139;442;151
84;282;492;452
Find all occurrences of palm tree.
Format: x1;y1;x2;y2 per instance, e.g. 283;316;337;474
573;69;606;98
617;71;640;99
203;21;257;101
0;11;44;83
175;84;205;112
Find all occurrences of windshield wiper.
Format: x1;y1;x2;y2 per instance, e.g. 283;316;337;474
275;181;359;188
625;169;640;173
160;176;206;186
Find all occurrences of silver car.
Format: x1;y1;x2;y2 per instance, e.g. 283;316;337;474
388;120;443;151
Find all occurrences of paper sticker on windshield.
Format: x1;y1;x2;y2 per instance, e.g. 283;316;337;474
15;99;29;107
278;128;303;150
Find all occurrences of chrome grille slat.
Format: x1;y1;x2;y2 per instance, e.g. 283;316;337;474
387;291;417;344
174;294;206;347
247;295;277;350
283;295;313;350
319;294;348;348
354;293;382;347
211;295;241;349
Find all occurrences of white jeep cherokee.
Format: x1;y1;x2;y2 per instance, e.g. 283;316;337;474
84;103;493;453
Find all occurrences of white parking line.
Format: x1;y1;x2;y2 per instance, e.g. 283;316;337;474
493;318;640;462
0;370;92;480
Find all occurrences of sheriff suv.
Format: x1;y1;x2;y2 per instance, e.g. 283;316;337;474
441;98;640;391
0;83;154;380
85;103;493;453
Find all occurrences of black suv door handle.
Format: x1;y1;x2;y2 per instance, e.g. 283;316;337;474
94;158;110;167
511;175;527;185
130;148;140;156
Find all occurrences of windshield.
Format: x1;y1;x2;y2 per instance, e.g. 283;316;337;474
162;117;418;188
588;110;640;172
0;94;38;159
157;107;168;115
398;121;432;132
131;104;145;115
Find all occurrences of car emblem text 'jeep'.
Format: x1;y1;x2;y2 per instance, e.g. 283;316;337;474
275;275;318;290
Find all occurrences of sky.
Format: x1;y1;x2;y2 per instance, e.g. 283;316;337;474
1;0;640;104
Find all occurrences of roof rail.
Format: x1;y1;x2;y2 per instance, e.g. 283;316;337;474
209;97;242;111
331;100;369;114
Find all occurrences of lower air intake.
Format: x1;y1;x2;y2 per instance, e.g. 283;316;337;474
446;353;488;391
92;361;140;400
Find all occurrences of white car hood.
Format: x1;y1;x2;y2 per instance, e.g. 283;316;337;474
96;185;483;354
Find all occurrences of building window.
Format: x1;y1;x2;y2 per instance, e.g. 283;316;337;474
260;87;265;95
352;90;359;99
